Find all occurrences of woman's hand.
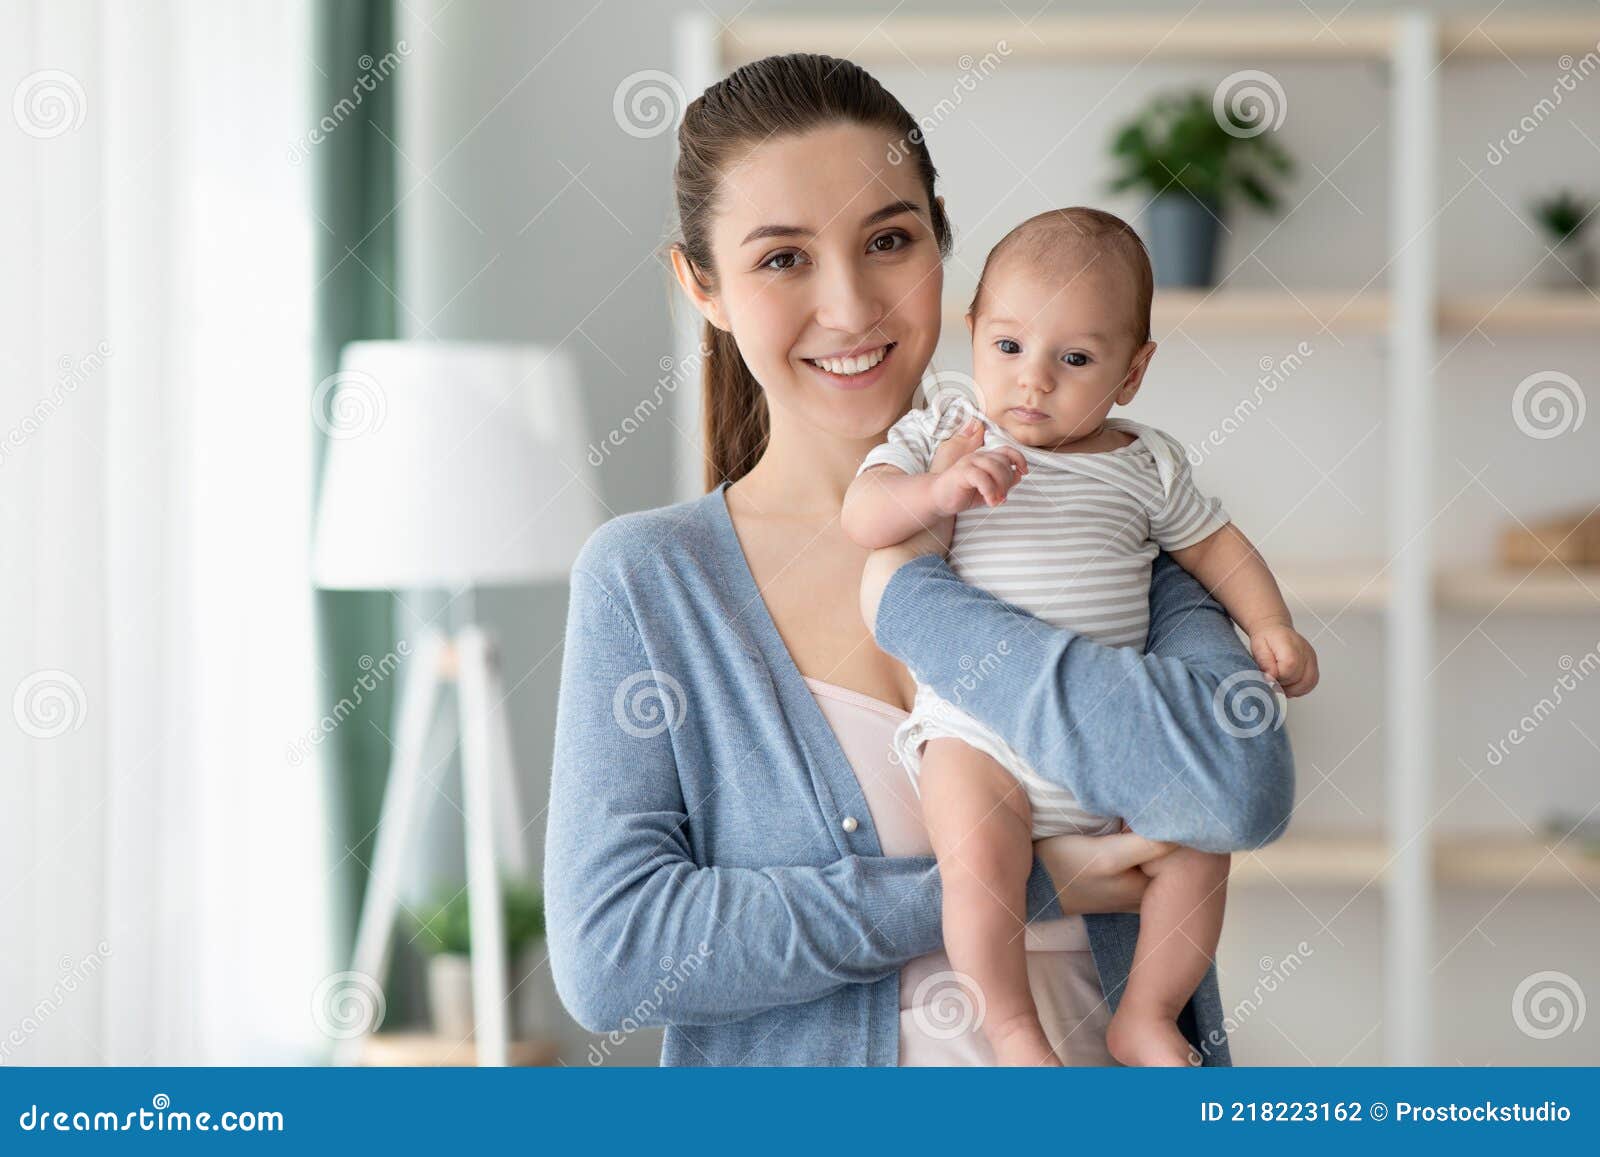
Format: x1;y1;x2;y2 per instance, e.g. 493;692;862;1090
858;417;991;633
1034;830;1177;915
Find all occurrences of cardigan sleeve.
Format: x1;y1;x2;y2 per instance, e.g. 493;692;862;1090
872;551;1294;854
544;566;1068;1035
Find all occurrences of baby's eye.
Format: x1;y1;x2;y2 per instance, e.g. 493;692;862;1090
995;338;1021;355
1063;351;1091;367
761;249;806;272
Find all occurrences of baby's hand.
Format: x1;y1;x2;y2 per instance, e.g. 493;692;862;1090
1250;622;1319;697
928;419;1028;515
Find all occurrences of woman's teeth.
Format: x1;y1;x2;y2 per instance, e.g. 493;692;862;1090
807;345;890;376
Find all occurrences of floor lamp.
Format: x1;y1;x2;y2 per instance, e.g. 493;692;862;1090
311;341;603;1066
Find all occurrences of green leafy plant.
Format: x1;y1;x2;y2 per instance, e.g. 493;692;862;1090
408;878;546;958
1531;190;1594;242
1108;89;1294;211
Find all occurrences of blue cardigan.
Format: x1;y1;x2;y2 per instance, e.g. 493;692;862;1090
545;481;1294;1066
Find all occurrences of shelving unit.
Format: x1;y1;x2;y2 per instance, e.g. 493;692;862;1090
674;10;1600;1065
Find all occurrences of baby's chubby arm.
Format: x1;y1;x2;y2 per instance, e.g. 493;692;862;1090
842;417;1030;550
1170;524;1320;696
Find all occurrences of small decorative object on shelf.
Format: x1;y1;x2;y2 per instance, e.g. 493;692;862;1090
1531;189;1596;291
409;878;546;1043
1107;88;1294;288
1499;508;1600;568
1543;811;1600;858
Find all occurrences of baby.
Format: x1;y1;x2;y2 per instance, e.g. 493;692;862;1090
843;207;1318;1067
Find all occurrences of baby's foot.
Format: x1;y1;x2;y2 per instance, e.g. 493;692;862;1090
988;1012;1063;1067
1106;1004;1201;1067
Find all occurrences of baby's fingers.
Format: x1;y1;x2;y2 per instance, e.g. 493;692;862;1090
1250;635;1279;680
1283;649;1320;697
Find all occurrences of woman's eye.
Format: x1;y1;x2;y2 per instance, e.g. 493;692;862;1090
761;250;805;271
996;338;1021;355
1064;351;1090;367
868;231;909;253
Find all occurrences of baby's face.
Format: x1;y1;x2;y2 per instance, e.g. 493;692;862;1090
967;256;1152;450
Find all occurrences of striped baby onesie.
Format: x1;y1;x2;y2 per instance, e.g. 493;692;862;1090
856;396;1231;836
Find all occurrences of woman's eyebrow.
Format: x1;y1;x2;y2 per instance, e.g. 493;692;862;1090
740;199;924;246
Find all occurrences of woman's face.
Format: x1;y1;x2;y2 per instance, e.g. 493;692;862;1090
681;122;945;440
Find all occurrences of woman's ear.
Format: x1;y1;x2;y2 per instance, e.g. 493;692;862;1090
1115;340;1158;405
669;246;731;332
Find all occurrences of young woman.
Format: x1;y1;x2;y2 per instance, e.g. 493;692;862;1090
544;53;1293;1066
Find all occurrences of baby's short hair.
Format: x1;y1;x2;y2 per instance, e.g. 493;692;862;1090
967;206;1154;346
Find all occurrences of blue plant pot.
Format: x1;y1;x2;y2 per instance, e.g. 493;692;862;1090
1147;193;1222;287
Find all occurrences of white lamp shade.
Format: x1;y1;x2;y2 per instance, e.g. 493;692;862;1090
311;341;605;590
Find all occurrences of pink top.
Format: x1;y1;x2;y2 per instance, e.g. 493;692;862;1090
803;676;1117;1066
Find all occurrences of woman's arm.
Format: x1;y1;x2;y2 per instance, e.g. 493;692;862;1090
544;566;1072;1034
867;548;1295;854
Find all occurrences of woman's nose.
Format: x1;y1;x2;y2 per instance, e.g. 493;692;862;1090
812;262;885;336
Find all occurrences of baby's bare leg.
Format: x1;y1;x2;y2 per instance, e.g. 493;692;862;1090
918;737;1058;1067
1106;847;1231;1068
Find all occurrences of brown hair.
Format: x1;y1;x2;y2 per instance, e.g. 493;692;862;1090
967;206;1154;346
672;53;953;491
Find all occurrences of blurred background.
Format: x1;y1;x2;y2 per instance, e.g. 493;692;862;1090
4;0;1597;1068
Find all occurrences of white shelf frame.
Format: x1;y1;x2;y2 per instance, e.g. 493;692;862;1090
673;8;1600;1067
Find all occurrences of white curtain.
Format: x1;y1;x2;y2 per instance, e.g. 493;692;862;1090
1;0;332;1063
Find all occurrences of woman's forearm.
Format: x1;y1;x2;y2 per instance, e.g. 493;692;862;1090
872;551;1295;853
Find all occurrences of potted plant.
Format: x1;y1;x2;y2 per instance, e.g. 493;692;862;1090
409;878;546;1041
1531;190;1595;290
1107;88;1294;287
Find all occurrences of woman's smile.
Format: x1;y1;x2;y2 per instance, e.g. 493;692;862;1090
800;341;897;390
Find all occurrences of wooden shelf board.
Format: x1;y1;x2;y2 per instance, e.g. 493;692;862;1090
944;291;1600;335
1277;563;1390;613
357;1031;560;1067
722;16;1401;64
1440;293;1600;334
1439;18;1600;59
1233;834;1388;887
1232;833;1600;888
724;16;1600;66
1438;567;1600;612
